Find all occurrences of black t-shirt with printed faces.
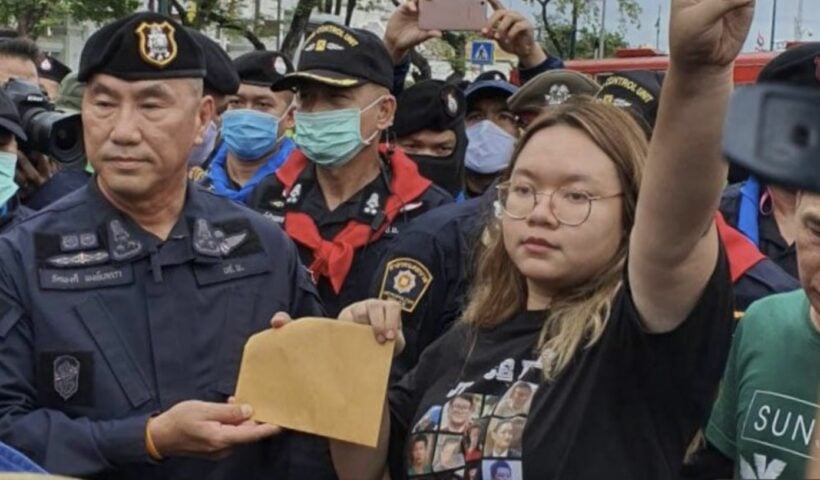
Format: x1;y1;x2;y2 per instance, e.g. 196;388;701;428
388;250;733;480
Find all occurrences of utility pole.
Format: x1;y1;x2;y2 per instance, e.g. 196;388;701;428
769;0;777;51
795;0;805;40
655;4;661;51
277;0;283;50
597;0;607;59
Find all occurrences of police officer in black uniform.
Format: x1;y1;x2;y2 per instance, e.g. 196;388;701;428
0;13;323;479
248;23;452;317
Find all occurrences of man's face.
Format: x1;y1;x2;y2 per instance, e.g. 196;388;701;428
228;83;294;137
0;131;16;154
466;95;519;138
411;440;428;465
397;129;456;157
0;56;37;85
796;192;820;325
83;74;211;200
511;385;532;409
493;466;513;480
296;82;391;142
448;397;472;426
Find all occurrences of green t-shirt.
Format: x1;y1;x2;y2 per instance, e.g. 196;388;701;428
707;290;820;479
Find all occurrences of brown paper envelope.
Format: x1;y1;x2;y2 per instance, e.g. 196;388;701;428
234;317;393;447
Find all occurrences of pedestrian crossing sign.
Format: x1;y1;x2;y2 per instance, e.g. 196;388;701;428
470;40;494;65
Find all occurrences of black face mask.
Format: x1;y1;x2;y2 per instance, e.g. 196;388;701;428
408;127;467;198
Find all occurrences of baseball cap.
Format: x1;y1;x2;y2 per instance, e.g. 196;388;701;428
273;23;393;91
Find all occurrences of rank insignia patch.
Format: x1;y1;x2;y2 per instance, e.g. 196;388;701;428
378;258;433;313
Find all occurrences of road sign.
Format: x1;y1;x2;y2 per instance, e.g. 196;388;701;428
470;40;494;65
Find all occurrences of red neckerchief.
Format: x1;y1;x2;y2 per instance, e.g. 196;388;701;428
715;211;765;283
276;145;431;293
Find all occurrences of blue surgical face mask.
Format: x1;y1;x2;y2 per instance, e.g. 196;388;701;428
293;96;384;168
465;120;516;174
187;120;218;167
0;151;18;207
221;109;282;161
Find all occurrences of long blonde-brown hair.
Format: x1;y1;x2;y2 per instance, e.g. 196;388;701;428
461;99;648;381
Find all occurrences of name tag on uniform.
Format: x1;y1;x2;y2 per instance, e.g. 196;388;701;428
193;255;272;286
38;265;134;290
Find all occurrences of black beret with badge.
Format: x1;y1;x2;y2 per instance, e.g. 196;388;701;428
596;70;664;136
37;55;72;83
186;28;240;95
78;12;205;82
273;23;393;91
233;50;294;88
394;80;465;138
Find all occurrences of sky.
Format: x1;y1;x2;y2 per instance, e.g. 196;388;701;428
503;0;819;53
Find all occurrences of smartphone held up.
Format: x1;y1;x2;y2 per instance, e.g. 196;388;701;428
418;0;488;31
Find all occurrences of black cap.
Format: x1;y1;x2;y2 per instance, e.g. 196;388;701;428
596;70;664;134
475;70;507;82
394;80;466;138
233;50;293;88
0;89;26;141
273;23;392;91
37;55;72;83
758;42;820;87
186;28;240;95
78;12;205;82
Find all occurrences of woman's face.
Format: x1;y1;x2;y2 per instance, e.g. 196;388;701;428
502;125;625;293
493;422;514;451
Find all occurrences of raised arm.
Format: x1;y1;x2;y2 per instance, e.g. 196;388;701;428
628;0;754;332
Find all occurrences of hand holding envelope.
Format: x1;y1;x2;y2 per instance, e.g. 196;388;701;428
234;302;403;448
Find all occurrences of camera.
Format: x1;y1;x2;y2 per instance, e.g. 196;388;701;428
2;78;84;164
723;83;820;192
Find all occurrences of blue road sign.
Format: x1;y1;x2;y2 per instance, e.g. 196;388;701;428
470;40;494;65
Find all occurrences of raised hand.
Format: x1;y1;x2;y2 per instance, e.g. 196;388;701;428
384;0;443;65
482;0;546;67
669;0;755;71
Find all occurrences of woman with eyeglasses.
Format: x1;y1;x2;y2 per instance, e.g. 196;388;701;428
304;0;754;478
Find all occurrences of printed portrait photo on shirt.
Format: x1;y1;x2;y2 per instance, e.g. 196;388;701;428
407;433;435;477
483;418;522;459
433;434;467;473
439;393;481;433
464;418;488;462
492;382;537;417
482;459;522;480
414;405;443;433
481;395;500;417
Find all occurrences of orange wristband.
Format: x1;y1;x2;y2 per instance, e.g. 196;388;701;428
145;417;163;461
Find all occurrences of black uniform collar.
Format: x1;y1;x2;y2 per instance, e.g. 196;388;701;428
85;177;215;261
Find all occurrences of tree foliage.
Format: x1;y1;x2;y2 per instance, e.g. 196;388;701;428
0;0;139;38
527;0;640;59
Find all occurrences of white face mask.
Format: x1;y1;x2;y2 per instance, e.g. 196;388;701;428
465;120;516;174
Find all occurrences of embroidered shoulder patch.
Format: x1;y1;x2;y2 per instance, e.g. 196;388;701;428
378;257;433;313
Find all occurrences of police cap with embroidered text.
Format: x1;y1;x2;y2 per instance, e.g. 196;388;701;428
272;23;393;91
233;50;294;87
186;27;240;95
77;12;205;82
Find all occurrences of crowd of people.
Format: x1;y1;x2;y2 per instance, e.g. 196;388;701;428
0;0;817;478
